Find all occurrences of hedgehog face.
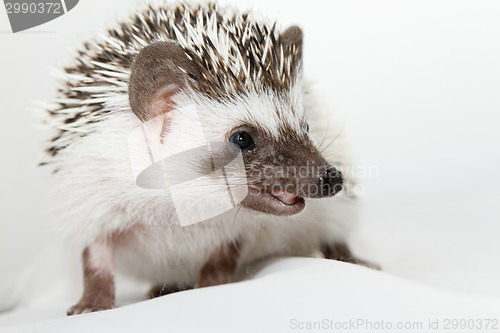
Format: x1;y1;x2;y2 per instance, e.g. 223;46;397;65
223;120;343;216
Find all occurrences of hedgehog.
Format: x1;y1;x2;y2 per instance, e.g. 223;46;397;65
41;1;371;315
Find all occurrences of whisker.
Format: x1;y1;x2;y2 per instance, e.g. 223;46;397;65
316;115;331;150
319;121;346;155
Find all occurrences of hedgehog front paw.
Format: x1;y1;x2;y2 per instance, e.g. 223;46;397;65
67;300;114;315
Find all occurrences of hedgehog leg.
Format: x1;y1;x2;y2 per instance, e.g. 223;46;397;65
321;242;380;270
196;241;240;288
67;240;115;315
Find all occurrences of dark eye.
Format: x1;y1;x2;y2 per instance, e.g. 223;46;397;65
229;131;254;151
306;123;310;132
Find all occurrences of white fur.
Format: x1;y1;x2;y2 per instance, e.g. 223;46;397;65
88;240;114;273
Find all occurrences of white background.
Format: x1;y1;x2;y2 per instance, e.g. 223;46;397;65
1;0;500;313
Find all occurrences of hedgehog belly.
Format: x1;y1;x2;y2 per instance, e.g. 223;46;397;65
112;226;208;286
111;221;239;286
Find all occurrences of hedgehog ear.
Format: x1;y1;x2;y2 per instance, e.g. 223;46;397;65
129;41;200;122
281;26;303;65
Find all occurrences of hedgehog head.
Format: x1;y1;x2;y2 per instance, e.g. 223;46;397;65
128;26;343;217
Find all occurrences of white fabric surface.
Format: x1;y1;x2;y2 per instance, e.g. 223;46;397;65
1;257;499;333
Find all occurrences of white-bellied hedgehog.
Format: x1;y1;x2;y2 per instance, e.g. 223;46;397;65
41;1;372;315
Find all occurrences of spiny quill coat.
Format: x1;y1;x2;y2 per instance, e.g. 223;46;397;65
41;1;369;315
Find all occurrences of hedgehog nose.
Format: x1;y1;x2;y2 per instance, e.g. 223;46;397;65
319;167;343;197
